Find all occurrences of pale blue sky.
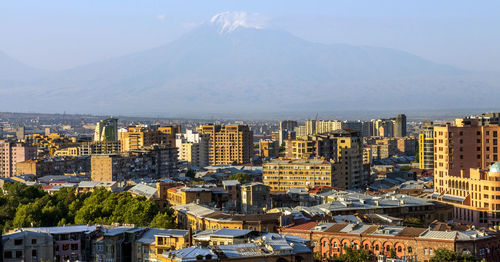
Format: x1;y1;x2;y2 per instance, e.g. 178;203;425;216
1;0;499;71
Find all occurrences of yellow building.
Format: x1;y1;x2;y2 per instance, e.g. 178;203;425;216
259;139;279;158
26;133;77;156
173;203;281;232
263;158;333;191
53;146;81;156
418;121;434;169
432;118;500;226
285;139;315;159
283;130;363;189
166;186;213;206
119;127;145;152
136;229;190;262
199;124;253;165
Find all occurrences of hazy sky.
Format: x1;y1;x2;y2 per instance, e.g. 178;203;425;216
1;0;499;71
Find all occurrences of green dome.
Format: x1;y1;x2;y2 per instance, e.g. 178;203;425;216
491;162;500;173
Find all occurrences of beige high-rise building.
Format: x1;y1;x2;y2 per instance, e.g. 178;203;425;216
176;130;210;167
283;129;364;189
419;122;434;170
432;118;500;226
199;124;253;165
331;129;364;189
263;158;334;191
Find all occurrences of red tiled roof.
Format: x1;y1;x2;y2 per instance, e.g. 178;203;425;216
397;227;427;237
325;224;348;233
284;221;319;231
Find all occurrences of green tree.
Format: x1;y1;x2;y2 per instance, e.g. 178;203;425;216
333;247;372;262
149;209;177;229
228;173;251;183
403;217;424;227
430;248;478;262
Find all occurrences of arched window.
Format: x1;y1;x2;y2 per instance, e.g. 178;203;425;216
364;244;369;250
408;247;413;253
397;246;402;252
375;245;379;251
386;245;391;251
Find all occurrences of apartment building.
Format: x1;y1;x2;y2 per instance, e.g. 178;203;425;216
175;129;209;167
91;145;177;181
432;118;500;226
0;140;37;177
418;121;434;170
263;158;334;191
199;124;253;165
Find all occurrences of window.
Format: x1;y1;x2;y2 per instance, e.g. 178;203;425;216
408;247;413;253
63;244;69;251
4;251;12;259
14;239;23;245
32;239;37;245
32;249;37;257
16;251;23;258
71;244;78;250
398;246;402;252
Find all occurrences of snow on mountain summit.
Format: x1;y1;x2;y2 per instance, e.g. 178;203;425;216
210;11;266;33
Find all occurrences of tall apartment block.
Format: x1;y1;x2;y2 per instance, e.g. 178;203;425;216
283;129;364;189
0;140;37;177
418;122;434;170
279;120;298;146
263;158;334;191
94;118;118;142
394;114;407;137
199;124;253;165
432;118;500;226
175;129;210;167
16;126;25;141
91;145;177;181
330;129;364;189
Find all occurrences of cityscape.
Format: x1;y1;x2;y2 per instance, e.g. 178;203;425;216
1;1;500;262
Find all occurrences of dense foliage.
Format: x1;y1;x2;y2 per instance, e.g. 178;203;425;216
430;248;479;262
228;173;251;183
0;182;176;232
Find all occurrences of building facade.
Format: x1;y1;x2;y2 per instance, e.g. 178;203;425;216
199;124;253;165
432;118;500;226
418;121;434;170
263;158;334;191
0;140;37;177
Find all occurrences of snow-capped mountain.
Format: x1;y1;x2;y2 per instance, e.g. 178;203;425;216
0;12;498;115
209;11;266;33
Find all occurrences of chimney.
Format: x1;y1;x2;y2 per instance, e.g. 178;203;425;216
188;227;193;247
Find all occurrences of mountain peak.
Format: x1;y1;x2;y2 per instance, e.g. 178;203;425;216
209;11;266;34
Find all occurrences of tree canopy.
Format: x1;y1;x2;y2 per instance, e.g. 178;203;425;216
1;182;177;232
430;248;478;262
228;173;251;183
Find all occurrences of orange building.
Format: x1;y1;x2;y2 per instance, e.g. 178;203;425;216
432;118;500;226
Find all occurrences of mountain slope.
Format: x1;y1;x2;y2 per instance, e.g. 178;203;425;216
1;14;498;115
0;51;48;81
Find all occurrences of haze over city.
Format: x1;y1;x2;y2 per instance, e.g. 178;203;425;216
3;2;500;262
1;0;500;117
